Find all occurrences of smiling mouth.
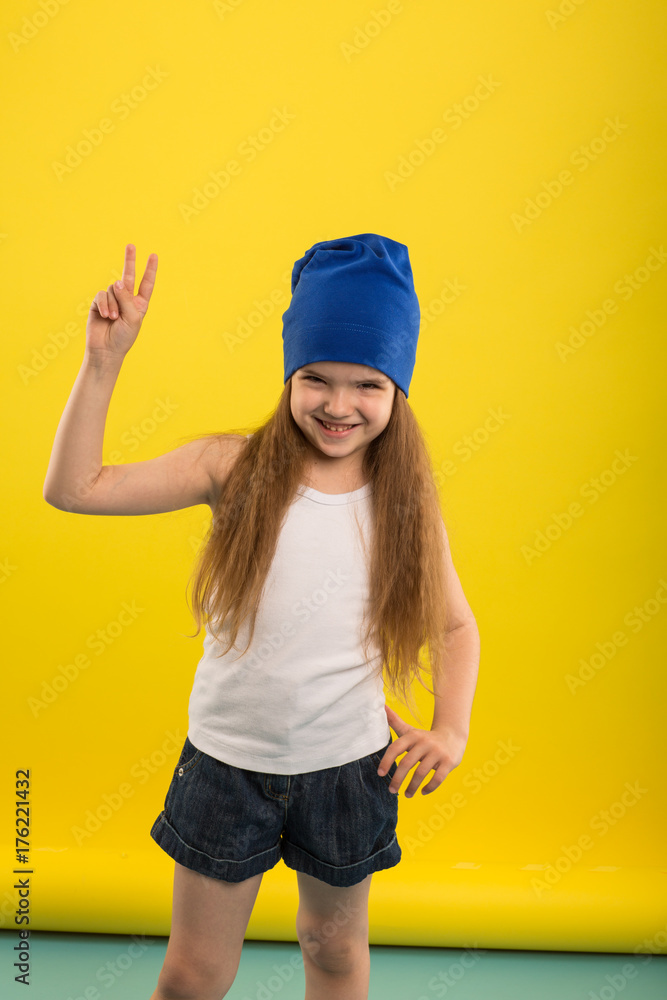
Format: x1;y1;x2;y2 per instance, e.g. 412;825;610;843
315;417;359;432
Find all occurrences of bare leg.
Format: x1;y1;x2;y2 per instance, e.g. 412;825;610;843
148;861;263;1000
295;871;373;1000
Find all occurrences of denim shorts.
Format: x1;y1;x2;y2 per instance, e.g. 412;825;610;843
150;734;401;888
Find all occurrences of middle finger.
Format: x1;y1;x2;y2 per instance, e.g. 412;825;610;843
387;752;422;794
122;243;136;294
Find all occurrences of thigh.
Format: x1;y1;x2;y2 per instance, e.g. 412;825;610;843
295;870;372;947
163;861;263;980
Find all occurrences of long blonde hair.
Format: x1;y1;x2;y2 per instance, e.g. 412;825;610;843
185;378;451;715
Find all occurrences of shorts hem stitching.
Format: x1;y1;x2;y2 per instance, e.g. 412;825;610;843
151;813;280;871
281;834;401;884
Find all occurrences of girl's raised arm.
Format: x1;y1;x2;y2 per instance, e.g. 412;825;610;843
43;245;240;516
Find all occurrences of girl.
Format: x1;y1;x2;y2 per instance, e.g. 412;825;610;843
43;235;480;1000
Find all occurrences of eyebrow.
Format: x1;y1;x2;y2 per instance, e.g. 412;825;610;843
301;367;389;384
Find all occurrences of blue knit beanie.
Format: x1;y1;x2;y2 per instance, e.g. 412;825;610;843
282;233;420;398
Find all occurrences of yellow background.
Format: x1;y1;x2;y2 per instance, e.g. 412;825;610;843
1;0;665;952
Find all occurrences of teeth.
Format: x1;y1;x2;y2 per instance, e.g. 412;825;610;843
321;420;353;432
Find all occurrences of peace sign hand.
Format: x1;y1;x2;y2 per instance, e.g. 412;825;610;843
87;243;158;362
376;705;467;797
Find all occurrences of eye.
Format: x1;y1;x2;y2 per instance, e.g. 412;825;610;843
303;376;379;389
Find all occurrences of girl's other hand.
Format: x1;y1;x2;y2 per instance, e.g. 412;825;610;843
377;704;467;797
86;243;158;362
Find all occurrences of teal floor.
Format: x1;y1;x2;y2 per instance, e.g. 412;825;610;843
1;930;665;999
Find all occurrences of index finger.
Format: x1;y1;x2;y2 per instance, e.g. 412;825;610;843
376;746;400;776
121;243;136;294
137;250;159;306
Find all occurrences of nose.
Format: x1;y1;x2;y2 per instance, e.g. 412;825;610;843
322;387;356;419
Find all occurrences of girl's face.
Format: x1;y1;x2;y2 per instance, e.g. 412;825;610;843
290;361;396;459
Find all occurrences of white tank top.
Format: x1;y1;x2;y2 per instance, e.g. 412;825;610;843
187;447;391;774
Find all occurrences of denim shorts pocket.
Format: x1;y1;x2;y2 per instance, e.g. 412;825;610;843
174;735;204;777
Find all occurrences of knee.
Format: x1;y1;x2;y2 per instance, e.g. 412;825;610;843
156;955;236;999
296;918;367;975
